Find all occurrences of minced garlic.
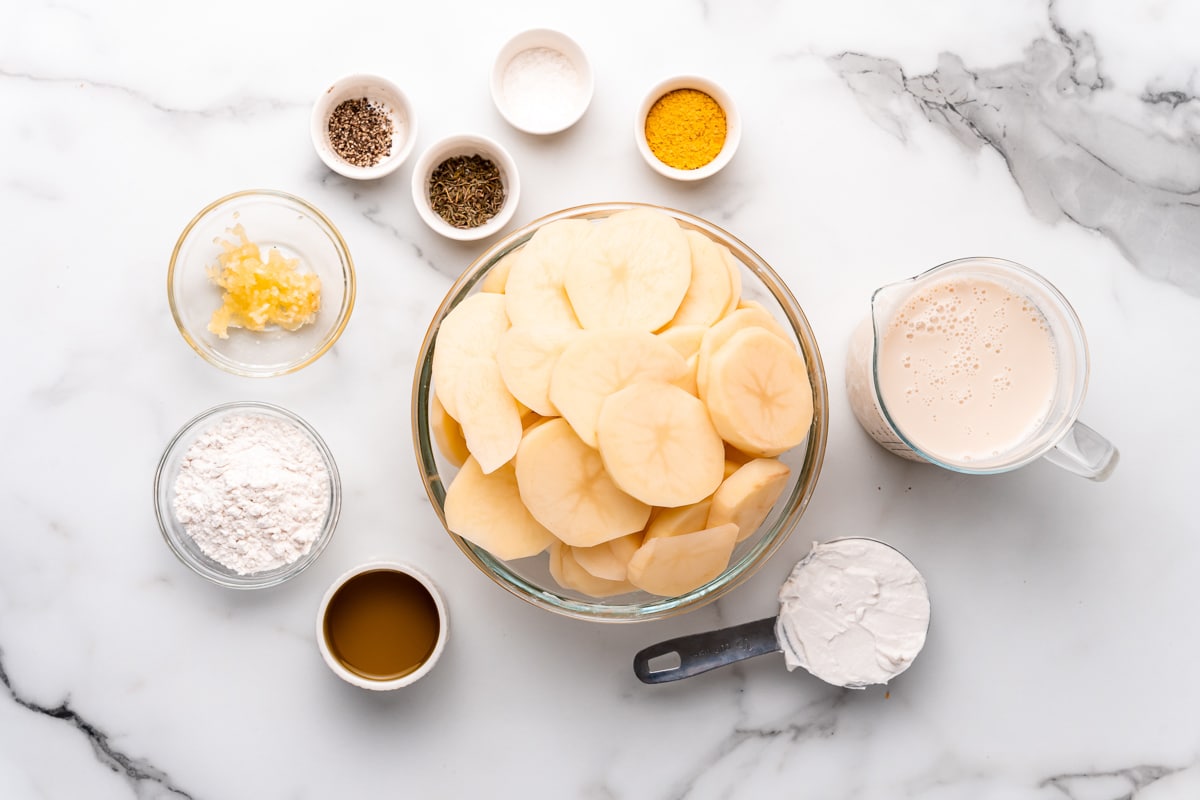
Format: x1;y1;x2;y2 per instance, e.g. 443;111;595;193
206;224;321;339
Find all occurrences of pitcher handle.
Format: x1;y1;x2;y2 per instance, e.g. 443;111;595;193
1042;420;1119;481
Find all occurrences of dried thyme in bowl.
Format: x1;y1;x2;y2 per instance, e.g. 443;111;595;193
428;155;505;228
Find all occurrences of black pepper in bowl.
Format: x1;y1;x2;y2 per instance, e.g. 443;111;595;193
428;155;505;229
328;98;394;168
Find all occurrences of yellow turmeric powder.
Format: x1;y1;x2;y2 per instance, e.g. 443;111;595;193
644;89;727;170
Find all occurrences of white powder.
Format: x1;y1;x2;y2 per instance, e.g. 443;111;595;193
501;46;586;131
173;413;331;575
775;538;930;688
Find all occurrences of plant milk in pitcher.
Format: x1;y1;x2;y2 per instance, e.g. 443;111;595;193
848;257;1117;479
875;275;1058;464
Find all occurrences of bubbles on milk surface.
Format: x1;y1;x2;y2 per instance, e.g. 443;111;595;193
876;276;1059;464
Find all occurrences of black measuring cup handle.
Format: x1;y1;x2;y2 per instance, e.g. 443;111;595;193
632;616;781;684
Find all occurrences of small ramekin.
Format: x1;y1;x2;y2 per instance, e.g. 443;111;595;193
635;75;741;181
491;29;594;135
410;134;520;241
316;561;449;691
311;73;417;180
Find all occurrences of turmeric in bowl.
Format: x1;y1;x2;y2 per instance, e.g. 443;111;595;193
644;89;727;170
206;225;322;339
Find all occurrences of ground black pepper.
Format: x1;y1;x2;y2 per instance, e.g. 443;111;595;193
428;155;505;229
328;98;394;168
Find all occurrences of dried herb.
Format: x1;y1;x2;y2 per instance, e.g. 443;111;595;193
328;98;394;168
428;155;505;228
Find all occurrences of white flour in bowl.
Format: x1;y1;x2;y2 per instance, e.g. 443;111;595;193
173;413;330;575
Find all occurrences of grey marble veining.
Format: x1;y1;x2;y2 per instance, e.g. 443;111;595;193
829;6;1200;295
0;650;193;799
3;0;1200;797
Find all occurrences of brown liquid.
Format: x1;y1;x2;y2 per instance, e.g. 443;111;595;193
322;570;441;681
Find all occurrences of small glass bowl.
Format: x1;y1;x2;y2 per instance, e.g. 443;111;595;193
168;190;356;377
154;401;342;589
411;203;828;622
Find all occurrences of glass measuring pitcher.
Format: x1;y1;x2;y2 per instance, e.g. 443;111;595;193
845;257;1118;480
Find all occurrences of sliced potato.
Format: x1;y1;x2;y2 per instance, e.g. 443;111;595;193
671;353;700;397
431;293;511;420
480;247;522;293
695;304;791;400
549;542;638;597
596;382;724;508
571;532;643;582
515;418;651;547
657;324;707;359
444;457;555;560
504;219;589;330
549;330;686;447
627;523;739;596
496;326;578;416
564;208;691;331
718;243;743;318
702;327;813;457
708;458;790;542
453;358;524;474
522;411;551;430
644;500;713;540
666;230;734;328
725;441;755;466
430;391;470;468
428;207;812;601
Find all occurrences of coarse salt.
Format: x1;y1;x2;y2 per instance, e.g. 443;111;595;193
500;47;586;132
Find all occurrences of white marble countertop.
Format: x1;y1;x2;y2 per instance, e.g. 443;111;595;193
4;1;1199;797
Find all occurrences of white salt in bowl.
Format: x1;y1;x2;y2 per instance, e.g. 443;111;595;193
491;29;594;135
410;134;521;241
154;401;342;590
311;73;417;180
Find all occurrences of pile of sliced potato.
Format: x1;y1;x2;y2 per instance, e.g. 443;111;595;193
432;208;814;598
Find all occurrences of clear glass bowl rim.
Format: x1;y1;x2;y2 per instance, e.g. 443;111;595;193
411;202;829;622
153;400;343;589
166;188;357;378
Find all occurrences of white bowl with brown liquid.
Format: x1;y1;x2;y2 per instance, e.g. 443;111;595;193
316;561;448;690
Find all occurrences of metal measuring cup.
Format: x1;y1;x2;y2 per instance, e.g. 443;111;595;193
633;537;931;688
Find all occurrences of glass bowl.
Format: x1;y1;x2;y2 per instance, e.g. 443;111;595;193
168;190;355;377
411;202;828;622
154;401;342;589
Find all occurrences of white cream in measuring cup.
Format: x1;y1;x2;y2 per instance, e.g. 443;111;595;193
845;257;1118;480
632;538;930;689
775;538;929;688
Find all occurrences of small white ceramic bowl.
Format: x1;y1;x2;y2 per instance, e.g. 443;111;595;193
410;134;520;241
311;74;417;180
635;75;741;181
316;561;449;691
491;29;594;135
